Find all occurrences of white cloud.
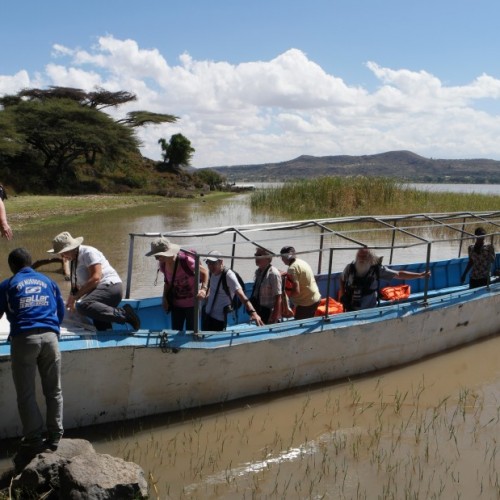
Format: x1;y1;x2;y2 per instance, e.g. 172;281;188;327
0;71;30;94
2;36;500;166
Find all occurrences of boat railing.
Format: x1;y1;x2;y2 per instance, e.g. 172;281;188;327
124;211;500;334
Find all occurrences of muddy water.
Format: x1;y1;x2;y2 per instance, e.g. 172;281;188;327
1;194;499;498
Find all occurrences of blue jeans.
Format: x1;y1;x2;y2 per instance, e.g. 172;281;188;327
11;331;63;440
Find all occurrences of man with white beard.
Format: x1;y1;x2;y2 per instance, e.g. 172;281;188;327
339;247;430;312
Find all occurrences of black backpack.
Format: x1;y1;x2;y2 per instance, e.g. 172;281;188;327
220;268;246;311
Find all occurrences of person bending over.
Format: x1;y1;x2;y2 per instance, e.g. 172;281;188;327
48;232;140;331
146;237;209;331
0;248;64;454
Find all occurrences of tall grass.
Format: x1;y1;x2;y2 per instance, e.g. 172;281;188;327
250;177;500;218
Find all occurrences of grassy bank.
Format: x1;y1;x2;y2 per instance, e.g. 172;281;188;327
250;177;500;217
5;192;232;229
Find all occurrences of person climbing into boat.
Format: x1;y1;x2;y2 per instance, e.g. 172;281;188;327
340;247;430;312
203;250;264;331
47;232;141;332
146;237;209;331
280;246;321;320
461;227;496;289
0;248;65;456
250;248;282;324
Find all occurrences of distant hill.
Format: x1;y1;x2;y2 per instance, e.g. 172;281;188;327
209;151;500;184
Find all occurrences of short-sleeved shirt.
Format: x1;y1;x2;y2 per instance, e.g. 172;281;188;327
342;263;398;310
468;243;495;279
75;245;121;287
0;267;65;336
206;268;241;322
252;265;282;309
286;258;321;307
160;253;197;308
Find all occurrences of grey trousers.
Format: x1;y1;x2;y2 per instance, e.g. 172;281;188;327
11;331;63;440
76;282;126;330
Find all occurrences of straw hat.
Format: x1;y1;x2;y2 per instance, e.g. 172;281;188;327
47;232;84;254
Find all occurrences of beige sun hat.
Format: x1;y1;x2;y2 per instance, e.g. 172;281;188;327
47;231;84;254
145;237;180;257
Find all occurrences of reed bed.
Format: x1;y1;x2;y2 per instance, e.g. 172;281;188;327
97;371;500;499
250;177;500;218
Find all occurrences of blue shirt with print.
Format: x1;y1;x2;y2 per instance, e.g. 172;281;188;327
0;267;65;336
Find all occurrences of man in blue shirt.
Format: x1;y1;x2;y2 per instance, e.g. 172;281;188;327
0;248;65;453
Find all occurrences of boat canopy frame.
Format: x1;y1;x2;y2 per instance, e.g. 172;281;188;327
125;211;500;333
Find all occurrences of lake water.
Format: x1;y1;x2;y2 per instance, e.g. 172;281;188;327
1;187;499;498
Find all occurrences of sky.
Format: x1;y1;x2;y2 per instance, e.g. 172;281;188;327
2;0;500;168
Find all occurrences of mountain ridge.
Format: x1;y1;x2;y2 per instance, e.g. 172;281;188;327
209;150;500;183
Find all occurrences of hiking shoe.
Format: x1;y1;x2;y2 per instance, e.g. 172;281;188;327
44;433;63;451
19;435;44;450
123;304;141;331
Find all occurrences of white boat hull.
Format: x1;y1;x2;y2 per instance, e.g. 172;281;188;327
1;286;499;439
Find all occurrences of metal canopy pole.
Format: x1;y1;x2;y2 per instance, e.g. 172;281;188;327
125;234;135;299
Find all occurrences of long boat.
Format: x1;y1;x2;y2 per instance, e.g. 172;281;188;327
1;211;499;439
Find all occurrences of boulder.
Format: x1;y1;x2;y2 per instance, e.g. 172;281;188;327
8;438;147;499
59;452;148;499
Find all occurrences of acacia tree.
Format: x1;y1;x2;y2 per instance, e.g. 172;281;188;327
0;112;23;157
0;86;178;189
2;98;139;188
157;133;195;172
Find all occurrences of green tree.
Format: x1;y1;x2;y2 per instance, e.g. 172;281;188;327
194;168;226;190
0;112;24;157
157;133;195;172
0;86;179;191
3;98;139;188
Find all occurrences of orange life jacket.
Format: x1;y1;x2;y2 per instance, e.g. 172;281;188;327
282;272;295;297
314;297;344;316
379;284;411;301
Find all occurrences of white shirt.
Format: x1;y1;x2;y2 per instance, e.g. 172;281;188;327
75;245;121;287
206;268;241;322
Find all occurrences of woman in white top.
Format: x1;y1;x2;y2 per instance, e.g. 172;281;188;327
48;232;140;331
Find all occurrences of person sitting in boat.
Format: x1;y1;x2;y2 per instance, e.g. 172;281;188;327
146;237;209;331
250;248;282;324
340;247;430;312
203;250;264;331
280;246;321;320
47;231;141;332
461;227;496;289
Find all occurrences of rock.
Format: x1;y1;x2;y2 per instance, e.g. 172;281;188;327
10;438;148;499
59;453;148;499
13;438;94;476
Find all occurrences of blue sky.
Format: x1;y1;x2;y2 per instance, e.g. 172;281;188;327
2;0;500;167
